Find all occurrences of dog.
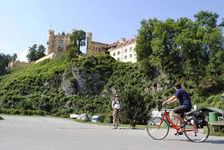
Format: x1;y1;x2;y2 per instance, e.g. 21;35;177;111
130;120;137;129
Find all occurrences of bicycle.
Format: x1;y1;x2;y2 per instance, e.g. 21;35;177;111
146;100;210;143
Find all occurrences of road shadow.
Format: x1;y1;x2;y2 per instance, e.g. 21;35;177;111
206;139;224;144
120;127;145;130
163;138;224;144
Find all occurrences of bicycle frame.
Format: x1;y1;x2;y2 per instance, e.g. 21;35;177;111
159;109;197;133
160;109;178;130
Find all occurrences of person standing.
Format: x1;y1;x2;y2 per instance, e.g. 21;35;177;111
112;94;121;129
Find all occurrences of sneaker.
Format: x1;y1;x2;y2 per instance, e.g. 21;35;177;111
117;125;121;129
174;132;183;136
113;126;117;129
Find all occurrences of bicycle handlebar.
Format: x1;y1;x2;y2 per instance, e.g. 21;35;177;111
156;100;163;111
156;100;170;111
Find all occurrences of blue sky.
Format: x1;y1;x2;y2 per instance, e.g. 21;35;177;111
0;0;223;61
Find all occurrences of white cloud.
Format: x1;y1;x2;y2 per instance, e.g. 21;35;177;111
17;48;28;62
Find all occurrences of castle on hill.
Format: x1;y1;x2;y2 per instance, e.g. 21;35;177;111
47;29;137;63
8;29;137;71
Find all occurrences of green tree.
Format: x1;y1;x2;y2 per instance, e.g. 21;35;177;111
27;44;38;62
65;45;79;61
0;53;17;75
195;11;224;89
135;19;158;76
120;88;148;124
26;44;46;62
11;53;17;61
150;18;182;76
218;18;224;27
194;10;219;28
0;54;5;75
69;30;86;54
136;10;224;91
36;45;46;59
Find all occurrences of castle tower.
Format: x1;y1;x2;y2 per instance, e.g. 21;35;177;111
86;32;93;55
47;30;55;55
47;30;71;55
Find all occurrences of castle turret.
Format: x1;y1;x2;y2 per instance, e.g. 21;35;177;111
47;30;55;55
86;32;93;55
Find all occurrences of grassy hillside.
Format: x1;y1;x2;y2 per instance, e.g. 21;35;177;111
0;55;150;122
0;54;223;124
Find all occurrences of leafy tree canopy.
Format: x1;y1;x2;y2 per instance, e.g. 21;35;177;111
26;44;46;62
0;53;17;75
135;10;224;94
69;30;86;54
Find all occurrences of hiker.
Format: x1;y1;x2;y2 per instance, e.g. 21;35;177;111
112;94;121;129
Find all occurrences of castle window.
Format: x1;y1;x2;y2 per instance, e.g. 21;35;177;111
117;51;120;55
113;52;115;56
124;55;127;59
125;49;127;53
129;54;132;58
130;47;132;51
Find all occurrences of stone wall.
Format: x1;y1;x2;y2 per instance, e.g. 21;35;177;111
7;61;35;72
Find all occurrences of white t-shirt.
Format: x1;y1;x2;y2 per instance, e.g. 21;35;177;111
113;100;120;109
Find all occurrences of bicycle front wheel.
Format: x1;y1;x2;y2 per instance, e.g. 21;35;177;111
146;117;169;140
184;122;210;143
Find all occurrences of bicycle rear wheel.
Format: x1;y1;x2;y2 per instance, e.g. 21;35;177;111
184;122;210;143
146;117;169;140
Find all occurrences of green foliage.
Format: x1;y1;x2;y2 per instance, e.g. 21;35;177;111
65;45;80;61
26;44;46;62
0;109;47;116
0;53;17;75
135;10;224;108
120;88;152;124
69;30;86;54
0;54;154;124
209;124;224;136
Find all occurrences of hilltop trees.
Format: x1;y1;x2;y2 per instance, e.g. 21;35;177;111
0;53;17;75
69;30;86;54
65;45;79;61
135;10;224;95
66;30;86;61
26;44;46;62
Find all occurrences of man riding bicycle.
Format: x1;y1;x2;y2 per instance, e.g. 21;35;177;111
162;81;192;128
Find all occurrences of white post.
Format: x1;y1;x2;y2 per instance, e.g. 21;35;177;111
193;105;197;110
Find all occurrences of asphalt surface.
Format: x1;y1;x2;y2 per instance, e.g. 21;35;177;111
0;115;223;150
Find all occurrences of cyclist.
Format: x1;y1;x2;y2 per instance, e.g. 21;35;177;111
162;81;192;129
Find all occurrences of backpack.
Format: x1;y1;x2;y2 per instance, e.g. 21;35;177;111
193;110;207;128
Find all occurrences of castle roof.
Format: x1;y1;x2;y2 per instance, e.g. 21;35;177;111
108;36;137;49
92;41;109;46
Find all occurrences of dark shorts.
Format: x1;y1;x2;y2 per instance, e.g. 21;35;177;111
173;106;191;116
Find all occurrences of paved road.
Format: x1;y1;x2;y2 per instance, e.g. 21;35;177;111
0;115;223;150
